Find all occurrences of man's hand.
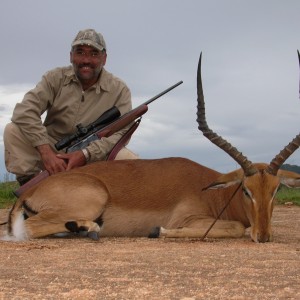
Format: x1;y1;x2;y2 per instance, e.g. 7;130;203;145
56;150;87;171
37;144;67;175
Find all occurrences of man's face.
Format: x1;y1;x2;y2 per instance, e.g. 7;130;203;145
70;45;107;89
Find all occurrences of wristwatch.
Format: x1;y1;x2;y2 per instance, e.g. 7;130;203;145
82;148;90;162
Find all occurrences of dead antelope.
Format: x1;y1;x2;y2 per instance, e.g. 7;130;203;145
5;53;300;243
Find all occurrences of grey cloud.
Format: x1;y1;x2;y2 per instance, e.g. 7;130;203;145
1;0;300;178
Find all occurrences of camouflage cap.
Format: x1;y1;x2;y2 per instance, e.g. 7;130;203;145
71;29;106;51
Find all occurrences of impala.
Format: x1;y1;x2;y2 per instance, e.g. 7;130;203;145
5;53;300;243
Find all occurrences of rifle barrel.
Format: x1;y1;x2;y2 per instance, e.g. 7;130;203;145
144;81;183;106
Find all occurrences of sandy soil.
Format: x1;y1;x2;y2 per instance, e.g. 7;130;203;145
0;205;299;300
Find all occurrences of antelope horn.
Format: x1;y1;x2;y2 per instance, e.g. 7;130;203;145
267;50;300;175
299;50;300;97
196;52;257;176
267;136;300;175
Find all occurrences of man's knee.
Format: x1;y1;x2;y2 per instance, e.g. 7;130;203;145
4;122;42;177
4;122;30;153
4;122;17;140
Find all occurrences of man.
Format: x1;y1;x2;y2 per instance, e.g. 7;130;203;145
4;29;138;185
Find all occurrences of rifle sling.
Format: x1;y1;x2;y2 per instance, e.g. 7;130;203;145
107;118;141;161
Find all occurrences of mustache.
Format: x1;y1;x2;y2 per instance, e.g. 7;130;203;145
78;63;94;68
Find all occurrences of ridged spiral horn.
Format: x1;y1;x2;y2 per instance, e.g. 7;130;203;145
267;50;300;175
196;53;257;176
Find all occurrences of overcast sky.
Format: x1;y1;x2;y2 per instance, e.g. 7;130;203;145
1;0;300;180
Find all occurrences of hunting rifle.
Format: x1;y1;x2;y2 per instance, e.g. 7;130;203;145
14;80;183;197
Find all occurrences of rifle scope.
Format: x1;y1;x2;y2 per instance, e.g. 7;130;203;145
55;106;120;150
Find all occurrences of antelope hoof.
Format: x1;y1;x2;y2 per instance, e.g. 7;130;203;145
88;231;100;241
53;232;72;238
148;227;161;238
78;231;88;237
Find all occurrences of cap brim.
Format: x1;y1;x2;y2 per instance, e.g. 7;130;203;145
72;39;104;51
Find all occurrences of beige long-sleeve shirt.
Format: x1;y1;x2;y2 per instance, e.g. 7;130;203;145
11;66;132;162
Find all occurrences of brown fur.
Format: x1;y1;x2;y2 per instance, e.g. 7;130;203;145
7;158;300;242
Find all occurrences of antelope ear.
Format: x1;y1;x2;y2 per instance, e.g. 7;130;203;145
278;170;300;188
203;169;243;190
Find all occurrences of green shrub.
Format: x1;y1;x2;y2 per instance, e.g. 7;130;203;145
0;181;18;209
276;185;300;206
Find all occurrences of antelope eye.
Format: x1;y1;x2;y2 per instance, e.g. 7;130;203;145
242;187;251;198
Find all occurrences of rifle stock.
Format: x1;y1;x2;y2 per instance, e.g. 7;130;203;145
14;170;50;198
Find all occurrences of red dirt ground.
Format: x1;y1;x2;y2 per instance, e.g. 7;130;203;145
0;205;299;299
